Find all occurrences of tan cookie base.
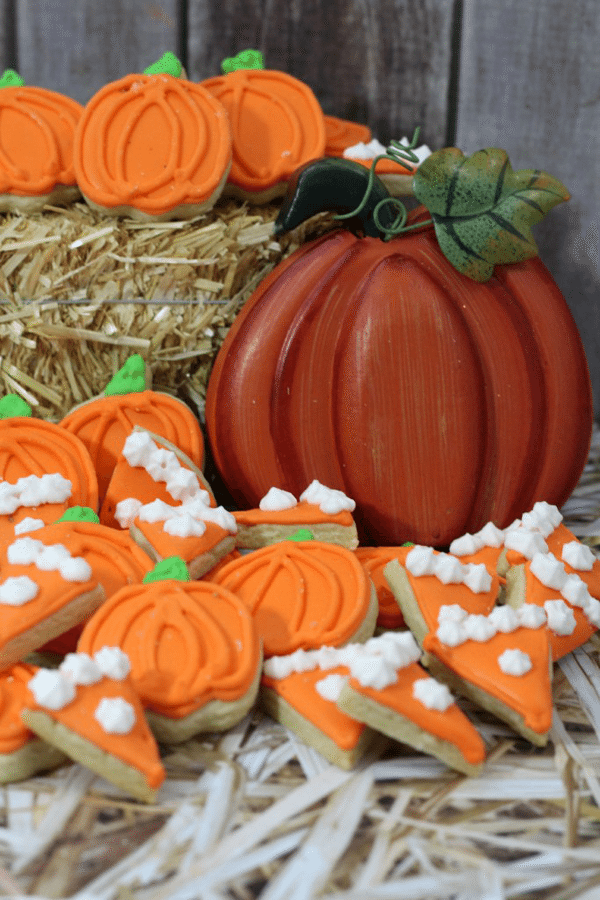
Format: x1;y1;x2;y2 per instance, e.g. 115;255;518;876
20;709;160;803
336;682;483;776
0;737;67;784
235;521;359;551
0;185;81;214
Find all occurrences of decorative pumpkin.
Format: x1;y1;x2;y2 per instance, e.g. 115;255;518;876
201;49;326;201
0;68;83;210
206;143;593;546
73;53;232;219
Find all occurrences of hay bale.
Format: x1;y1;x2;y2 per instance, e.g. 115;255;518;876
0;199;331;420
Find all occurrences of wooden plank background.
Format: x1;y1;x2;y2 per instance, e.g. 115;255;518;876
1;0;599;416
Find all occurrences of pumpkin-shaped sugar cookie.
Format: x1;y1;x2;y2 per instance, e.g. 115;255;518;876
209;539;378;657
78;558;262;743
74;53;231;220
60;355;204;504
201;50;326;202
0;68;83;211
0;396;98;546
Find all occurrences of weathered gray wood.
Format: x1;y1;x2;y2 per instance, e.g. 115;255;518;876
186;0;457;151
455;0;600;414
0;0;16;71
14;0;182;103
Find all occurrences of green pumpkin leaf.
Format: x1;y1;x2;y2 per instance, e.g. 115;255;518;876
104;353;147;396
143;52;183;77
412;147;569;282
143;556;190;584
221;49;264;73
0;394;32;418
56;506;100;524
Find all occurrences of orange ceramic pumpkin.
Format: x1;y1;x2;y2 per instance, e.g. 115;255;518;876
206;207;593;547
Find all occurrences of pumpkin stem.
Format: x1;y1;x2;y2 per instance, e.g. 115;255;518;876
0;68;25;88
336;129;434;240
221;49;265;73
143;52;183;77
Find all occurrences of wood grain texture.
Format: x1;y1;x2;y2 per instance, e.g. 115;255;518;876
187;0;457;151
0;0;16;71
14;0;182;103
455;0;600;412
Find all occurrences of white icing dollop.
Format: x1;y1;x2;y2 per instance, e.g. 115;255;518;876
520;501;562;537
488;604;520;633
0;575;38;606
433;553;464;585
259;487;298;511
0;473;71;515
544;599;577;636
315;673;349;702
60;652;102;685
562;541;595;572
412;676;454;711
498;648;532;676
405;545;436;577
14;517;45;535
6;537;91;583
114;497;143;528
166;468;205;503
94;647;131;680
163;512;206;538
94;697;136;734
464;614;496;642
299;480;355;515
146;446;179;485
530;552;568;591
29;669;75;710
562;574;593;609
463;563;492;594
503;527;549;559
516;603;547;629
122;430;155;467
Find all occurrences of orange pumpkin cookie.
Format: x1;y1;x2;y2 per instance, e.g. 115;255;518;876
201;50;326;203
0;68;83;212
60;355;204;506
324;115;372;157
355;547;407;628
0;662;67;783
78;558;262;743
208;538;378;657
385;555;553;745
74;53;232;220
233;481;358;549
21;649;165;802
0;398;98;549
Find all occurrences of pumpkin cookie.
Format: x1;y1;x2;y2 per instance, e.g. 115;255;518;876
201;50;326;203
0;396;98;548
233;480;358;549
21;649;165;802
208;537;378;657
0;663;67;783
74;53;232;220
0;68;83;212
60;355;204;506
78;558;262;743
355;547;408;628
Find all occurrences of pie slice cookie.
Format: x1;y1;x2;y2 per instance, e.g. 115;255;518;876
21;649;165;802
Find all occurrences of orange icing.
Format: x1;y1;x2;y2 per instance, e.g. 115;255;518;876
261;665;365;750
201;68;326;193
60;391;204;504
0;86;83;195
0;555;101;666
234;500;354;527
511;563;596;660
209;540;373;657
74;73;231;215
451;545;505;572
0;663;38;753
355;547;406;628
24;672;164;789
347;662;486;765
424;626;553;736
78;580;261;718
323;115;371;157
0;418;98;547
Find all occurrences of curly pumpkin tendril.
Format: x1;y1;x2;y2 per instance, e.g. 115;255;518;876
335;126;433;240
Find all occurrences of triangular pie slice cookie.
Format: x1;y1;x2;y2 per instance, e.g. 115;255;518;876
21;649;165;802
234;482;358;550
